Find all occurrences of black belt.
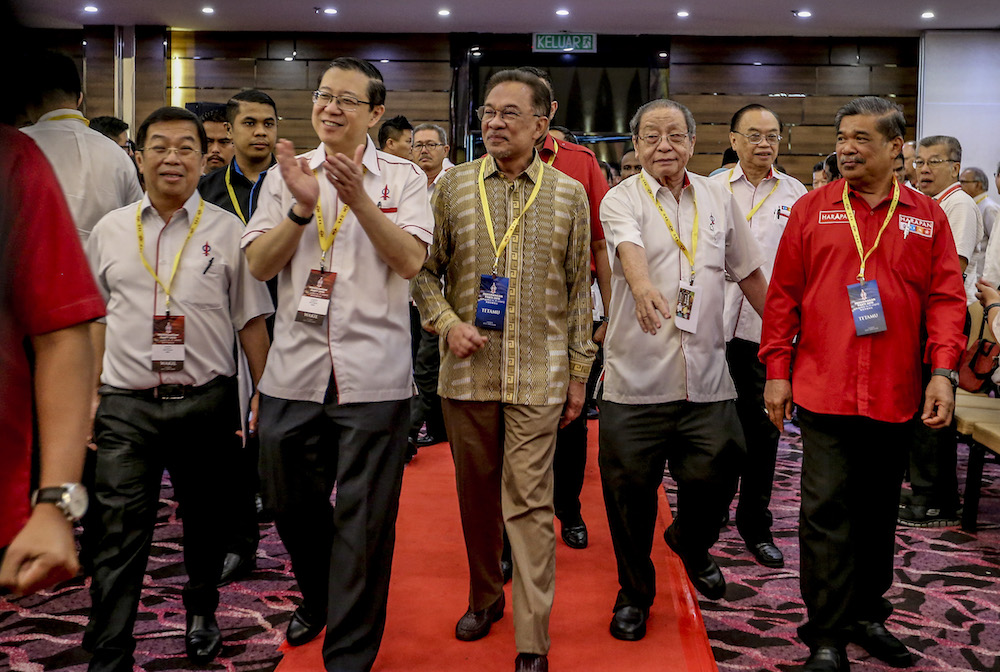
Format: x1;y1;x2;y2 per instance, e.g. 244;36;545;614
100;375;233;401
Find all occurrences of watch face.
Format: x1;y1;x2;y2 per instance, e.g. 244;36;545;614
63;483;89;519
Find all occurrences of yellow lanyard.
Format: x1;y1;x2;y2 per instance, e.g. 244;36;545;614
640;172;699;284
478;158;545;276
842;178;900;283
313;169;350;271
545;138;559;166
135;199;204;315
727;167;779;222
224;163;247;225
46;113;89;126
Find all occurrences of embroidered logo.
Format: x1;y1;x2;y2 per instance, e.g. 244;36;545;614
381;185;391;200
818;210;849;224
202;242;212;256
709;215;716;231
898;215;933;239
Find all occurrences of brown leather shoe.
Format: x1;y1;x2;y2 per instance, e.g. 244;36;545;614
455;592;504;641
515;653;548;672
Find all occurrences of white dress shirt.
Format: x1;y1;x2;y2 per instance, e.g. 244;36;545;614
600;169;765;405
87;191;273;390
712;164;807;343
242;139;434;404
22;109;143;242
934;183;985;305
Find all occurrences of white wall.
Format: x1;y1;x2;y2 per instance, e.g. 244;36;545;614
919;31;1000;198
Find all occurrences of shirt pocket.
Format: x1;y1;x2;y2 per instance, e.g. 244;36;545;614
182;258;227;310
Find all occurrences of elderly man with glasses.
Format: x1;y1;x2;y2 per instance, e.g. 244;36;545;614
241;57;433;671
597;98;768;642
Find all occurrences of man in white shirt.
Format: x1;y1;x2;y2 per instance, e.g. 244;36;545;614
242;57;433;672
599;99;767;642
84;106;272;672
713;104;807;569
959;167;999;239
20;50;143;242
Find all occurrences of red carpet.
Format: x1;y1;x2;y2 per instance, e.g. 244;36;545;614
276;421;717;672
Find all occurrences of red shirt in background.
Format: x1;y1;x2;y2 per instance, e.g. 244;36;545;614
759;178;967;424
0;126;106;548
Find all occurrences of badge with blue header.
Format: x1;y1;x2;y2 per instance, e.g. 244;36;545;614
475;274;509;330
847;280;887;336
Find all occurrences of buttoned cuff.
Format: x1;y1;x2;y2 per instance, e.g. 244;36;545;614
433;310;462;340
569;357;593;383
927;343;961;371
765;357;792;380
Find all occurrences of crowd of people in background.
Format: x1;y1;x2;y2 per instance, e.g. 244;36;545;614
3;46;1000;672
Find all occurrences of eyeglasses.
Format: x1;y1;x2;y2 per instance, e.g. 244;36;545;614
637;132;690;146
312;91;371;111
733;131;782;145
912;158;956;169
139;146;201;158
413;142;445;151
476;106;544;123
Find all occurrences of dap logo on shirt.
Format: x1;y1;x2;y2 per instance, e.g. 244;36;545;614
377;184;397;213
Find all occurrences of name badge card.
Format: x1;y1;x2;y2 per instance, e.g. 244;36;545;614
295;269;336;325
152;315;185;371
674;281;701;334
847;280;888;336
475;274;509;331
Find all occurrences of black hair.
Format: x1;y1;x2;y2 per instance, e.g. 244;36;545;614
484;69;552;118
318;57;386;108
730;103;782;133
378;115;413;148
136;106;208;154
199;107;228;125
226;89;277;125
834;96;905;142
90;116;129;140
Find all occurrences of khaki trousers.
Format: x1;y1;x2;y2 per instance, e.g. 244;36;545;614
442;399;562;655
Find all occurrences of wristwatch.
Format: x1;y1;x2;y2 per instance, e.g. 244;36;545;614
287;205;313;226
31;483;89;522
931;368;959;387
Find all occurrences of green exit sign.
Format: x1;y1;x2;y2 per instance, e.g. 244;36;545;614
532;33;597;53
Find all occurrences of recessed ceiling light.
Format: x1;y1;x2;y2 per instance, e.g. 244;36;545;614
438;8;450;16
283;56;293;61
202;6;214;14
921;11;934;18
658;52;668;58
556;9;569;16
380;59;389;63
324;8;337;14
753;61;762;66
677;11;689;18
84;5;98;12
793;10;812;18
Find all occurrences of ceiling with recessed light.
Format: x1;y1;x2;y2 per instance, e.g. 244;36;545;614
12;0;1000;36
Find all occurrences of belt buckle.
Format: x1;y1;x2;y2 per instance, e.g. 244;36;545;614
154;384;186;400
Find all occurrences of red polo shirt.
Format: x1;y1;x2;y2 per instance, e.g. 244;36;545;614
760;178;967;423
538;134;607;274
0;127;106;549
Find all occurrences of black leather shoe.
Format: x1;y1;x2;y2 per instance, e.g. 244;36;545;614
455;593;504;641
609;605;648;641
501;558;513;584
405;440;418;464
747;540;785;568
514;653;548;671
218;552;255;587
185;613;222;664
802;645;848;672
415;432;440;447
286;607;324;646
561;519;588;549
850;620;913;667
663;526;726;600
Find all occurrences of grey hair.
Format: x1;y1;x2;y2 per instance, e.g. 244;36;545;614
919;135;962;163
413;123;447;145
629;99;696;138
963;167;989;191
834;96;905;141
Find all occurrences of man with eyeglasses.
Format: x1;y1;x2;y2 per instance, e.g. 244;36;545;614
598;99;768;642
761;97;966;672
712;104;807;570
83;106;273;672
20;50;142;243
242;57;433;671
959;167;999;241
200;107;236;175
900;135;984;530
412;69;594;672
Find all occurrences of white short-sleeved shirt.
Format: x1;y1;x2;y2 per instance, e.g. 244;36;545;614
241;139;434;404
22;109;143;242
87;191;274;390
976;194;999;239
934;183;985;305
713;164;807;343
600;169;765;405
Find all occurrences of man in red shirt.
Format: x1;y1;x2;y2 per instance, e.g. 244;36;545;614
760;97;966;672
0;126;106;596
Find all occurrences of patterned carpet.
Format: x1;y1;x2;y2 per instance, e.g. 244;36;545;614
2;421;999;671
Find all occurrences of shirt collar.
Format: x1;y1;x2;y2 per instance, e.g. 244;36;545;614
141;189;202;223
932;181;963;201
539;133;558;160
639;166;692;193
836;177;917;209
36;108;87;124
729;162;781;185
232;154;277;178
481;150;544;184
310;136;381;176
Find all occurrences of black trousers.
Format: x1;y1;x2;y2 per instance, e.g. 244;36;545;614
223;435;261;558
258;388;409;672
552;322;603;523
85;377;239;672
907;364;960;512
797;408;906;649
409;305;446;441
726;337;781;543
598;399;743;610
